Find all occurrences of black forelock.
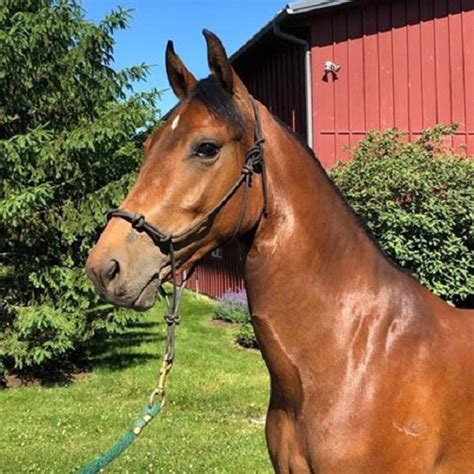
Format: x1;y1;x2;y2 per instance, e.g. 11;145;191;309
189;76;245;132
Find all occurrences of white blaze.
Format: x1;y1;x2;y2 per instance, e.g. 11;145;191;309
171;115;180;130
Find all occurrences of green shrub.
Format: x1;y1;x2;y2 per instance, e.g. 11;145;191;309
0;1;159;375
331;125;473;306
213;291;250;324
236;323;258;349
214;304;249;324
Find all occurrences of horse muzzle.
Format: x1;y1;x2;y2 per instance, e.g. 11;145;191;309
85;241;168;311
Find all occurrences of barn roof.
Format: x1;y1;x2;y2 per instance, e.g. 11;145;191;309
230;0;356;63
287;0;354;14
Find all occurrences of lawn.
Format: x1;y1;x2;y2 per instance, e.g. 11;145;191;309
0;292;272;473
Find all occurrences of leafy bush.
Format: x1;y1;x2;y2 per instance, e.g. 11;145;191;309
236;323;258;349
213;291;250;324
0;1;160;375
331;125;473;306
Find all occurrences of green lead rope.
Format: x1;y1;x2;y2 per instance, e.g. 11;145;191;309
77;403;161;474
77;281;186;473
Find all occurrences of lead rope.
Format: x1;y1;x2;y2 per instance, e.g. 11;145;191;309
77;273;187;474
148;242;187;409
77;236;193;474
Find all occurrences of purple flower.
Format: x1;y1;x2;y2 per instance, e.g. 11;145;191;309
217;290;248;309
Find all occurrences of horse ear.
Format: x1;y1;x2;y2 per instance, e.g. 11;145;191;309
165;40;197;100
203;29;234;95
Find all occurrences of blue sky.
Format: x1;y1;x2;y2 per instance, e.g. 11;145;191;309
83;0;286;114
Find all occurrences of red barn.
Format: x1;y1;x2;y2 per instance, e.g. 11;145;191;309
187;0;474;298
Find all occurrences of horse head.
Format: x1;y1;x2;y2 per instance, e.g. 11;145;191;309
86;30;265;310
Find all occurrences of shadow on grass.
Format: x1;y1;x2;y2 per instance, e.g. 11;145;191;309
84;320;165;372
2;320;166;389
91;352;158;370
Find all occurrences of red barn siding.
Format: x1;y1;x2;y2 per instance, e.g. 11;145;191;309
311;0;474;167
234;41;307;139
187;242;245;298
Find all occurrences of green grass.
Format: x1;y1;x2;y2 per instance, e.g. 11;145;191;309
0;292;271;473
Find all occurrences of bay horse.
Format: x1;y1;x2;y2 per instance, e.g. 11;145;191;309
86;30;474;473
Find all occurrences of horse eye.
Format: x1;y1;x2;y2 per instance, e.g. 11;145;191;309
195;142;220;158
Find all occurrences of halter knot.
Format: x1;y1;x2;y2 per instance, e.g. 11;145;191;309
245;140;265;173
242;164;254;176
164;313;181;326
131;214;146;231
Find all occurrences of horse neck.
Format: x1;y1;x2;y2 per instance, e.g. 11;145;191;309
244;110;398;396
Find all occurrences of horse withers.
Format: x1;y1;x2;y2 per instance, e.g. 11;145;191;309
86;30;474;473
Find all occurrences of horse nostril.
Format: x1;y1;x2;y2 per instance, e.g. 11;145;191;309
101;259;120;286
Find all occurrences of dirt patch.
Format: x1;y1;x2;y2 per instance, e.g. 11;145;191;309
2;363;91;389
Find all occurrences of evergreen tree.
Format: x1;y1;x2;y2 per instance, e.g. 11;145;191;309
0;0;160;372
